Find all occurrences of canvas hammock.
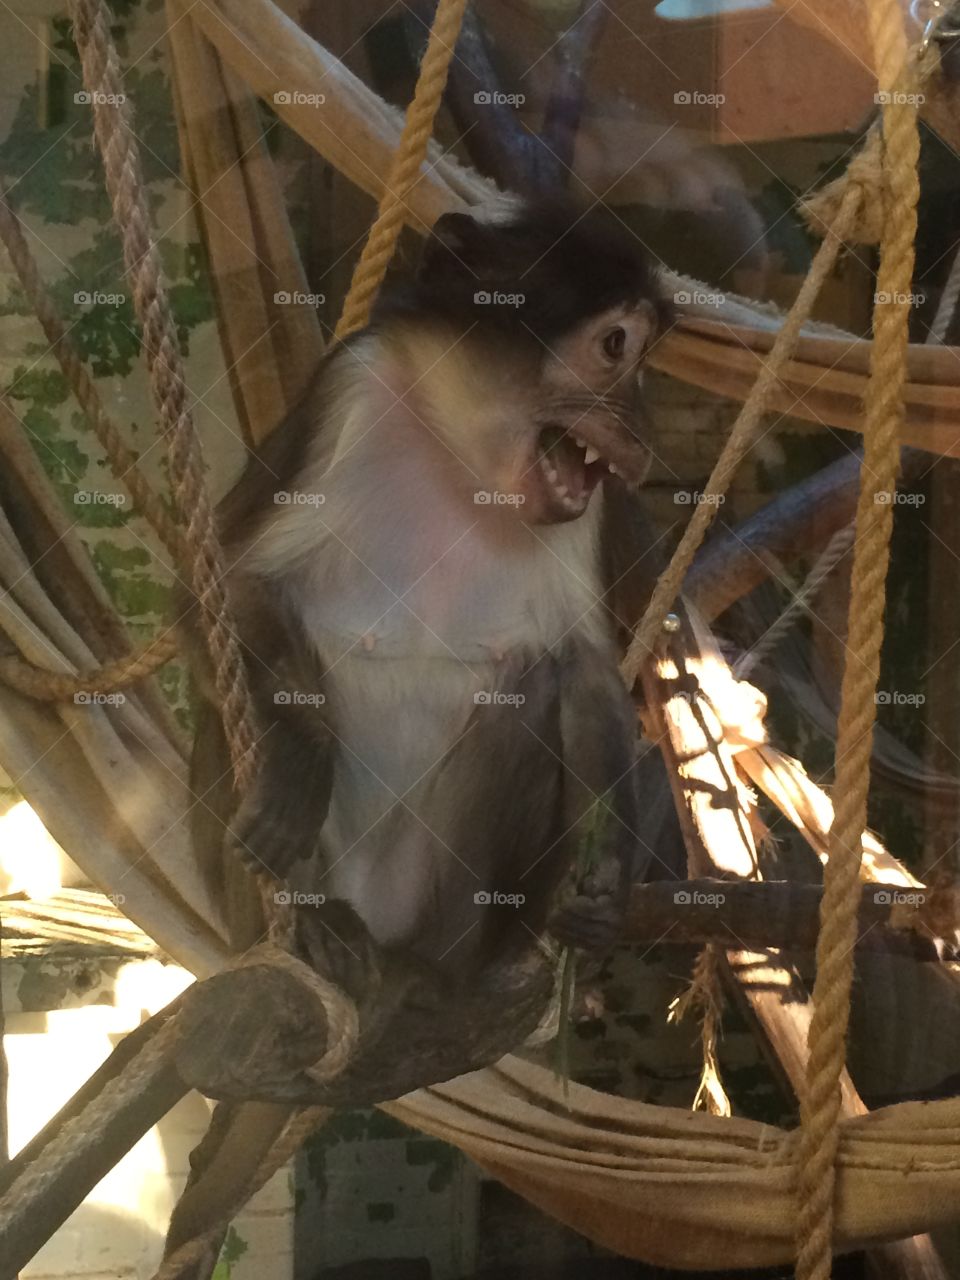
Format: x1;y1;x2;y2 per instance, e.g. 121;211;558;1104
1;0;960;1275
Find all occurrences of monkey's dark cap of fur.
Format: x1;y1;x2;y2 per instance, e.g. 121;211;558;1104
409;200;669;341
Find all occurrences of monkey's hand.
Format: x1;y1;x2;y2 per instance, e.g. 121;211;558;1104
548;857;626;954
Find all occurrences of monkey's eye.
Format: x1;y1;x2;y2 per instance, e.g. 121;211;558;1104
602;326;626;362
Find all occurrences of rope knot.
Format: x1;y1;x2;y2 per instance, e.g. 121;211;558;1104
803;130;887;245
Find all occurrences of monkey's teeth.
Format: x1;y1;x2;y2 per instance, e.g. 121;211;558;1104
583;446;600;465
608;462;618;476
574;436;587;449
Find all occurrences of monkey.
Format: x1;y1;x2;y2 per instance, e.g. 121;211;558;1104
186;199;672;982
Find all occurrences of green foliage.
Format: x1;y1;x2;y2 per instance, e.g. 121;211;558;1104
211;1225;249;1279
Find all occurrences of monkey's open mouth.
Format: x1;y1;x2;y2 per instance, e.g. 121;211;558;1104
536;426;610;517
533;410;650;521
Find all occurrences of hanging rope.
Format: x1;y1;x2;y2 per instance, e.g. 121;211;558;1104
795;6;923;1276
620;182;864;687
67;0;257;792
334;0;470;339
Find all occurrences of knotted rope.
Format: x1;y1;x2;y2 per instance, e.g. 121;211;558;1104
68;0;257;792
334;0;470;339
795;5;923;1276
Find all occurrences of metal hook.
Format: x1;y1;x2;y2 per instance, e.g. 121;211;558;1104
913;0;960;50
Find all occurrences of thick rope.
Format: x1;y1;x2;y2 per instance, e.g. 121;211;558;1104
334;0;469;339
795;8;922;1277
150;1106;330;1280
0;630;178;701
620;181;864;687
68;0;257;792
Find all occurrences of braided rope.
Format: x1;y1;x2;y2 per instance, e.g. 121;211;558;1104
620;182;864;687
334;0;469;339
0;630;178;701
795;8;922;1278
68;0;257;792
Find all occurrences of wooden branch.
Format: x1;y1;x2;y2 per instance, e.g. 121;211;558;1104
625;880;943;960
645;615;951;1280
0;1002;188;1279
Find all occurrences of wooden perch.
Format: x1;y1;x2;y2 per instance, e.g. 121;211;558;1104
626;879;945;960
641;611;952;1280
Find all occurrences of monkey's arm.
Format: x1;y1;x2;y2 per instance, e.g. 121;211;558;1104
185;584;336;946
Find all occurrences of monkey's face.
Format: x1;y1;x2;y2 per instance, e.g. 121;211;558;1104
522;300;657;524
